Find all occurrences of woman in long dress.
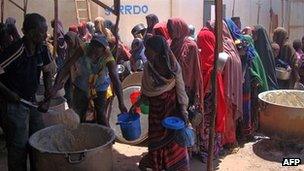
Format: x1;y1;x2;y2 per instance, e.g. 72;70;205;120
132;35;190;171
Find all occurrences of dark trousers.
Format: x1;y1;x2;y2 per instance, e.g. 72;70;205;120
1;101;44;171
72;87;108;126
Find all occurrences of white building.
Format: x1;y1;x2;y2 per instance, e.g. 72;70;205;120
2;0;304;45
221;0;304;41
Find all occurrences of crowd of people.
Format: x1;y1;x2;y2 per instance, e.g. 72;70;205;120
0;12;304;171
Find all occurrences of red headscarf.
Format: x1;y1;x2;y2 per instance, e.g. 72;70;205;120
153;22;170;41
69;25;79;34
167;18;204;111
197;28;227;133
78;22;92;42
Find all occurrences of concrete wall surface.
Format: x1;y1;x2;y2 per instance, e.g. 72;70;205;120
223;0;304;42
3;0;204;46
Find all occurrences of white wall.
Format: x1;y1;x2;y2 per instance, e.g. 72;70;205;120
3;0;78;35
223;0;304;42
97;0;204;46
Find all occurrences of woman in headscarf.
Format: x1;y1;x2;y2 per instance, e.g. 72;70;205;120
131;35;190;171
0;23;13;53
221;21;243;146
94;17;116;44
78;21;92;43
153;22;171;44
196;26;227;162
104;20;114;32
273;27;299;89
293;39;304;85
146;14;159;35
63;31;85;107
64;31;84;68
69;25;79;34
225;19;268;140
130;38;147;72
253;25;278;90
53;34;127;125
5;17;21;42
86;22;95;35
293;39;304;62
167;18;204;119
51;19;67;70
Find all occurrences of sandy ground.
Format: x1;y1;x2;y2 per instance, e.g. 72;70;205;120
1;136;304;171
112;138;304;171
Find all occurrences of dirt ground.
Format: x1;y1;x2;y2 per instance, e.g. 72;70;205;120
112;138;304;171
1;135;304;171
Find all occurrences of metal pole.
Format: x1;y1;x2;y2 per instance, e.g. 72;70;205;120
207;0;223;170
53;0;58;58
1;0;4;23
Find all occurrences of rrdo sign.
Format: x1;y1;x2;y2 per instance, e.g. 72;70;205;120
105;5;149;15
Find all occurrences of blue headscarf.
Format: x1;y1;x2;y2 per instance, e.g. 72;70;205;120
225;18;243;41
225;18;255;61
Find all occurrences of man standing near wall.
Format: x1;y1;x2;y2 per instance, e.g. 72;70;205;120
0;13;53;170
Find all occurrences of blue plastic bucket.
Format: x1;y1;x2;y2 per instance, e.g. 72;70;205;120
117;113;141;141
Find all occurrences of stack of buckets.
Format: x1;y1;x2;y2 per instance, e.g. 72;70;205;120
117;90;149;141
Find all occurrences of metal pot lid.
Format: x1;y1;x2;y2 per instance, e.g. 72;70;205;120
117;64;125;74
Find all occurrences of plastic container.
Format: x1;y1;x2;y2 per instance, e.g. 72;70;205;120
162;116;185;130
140;103;149;115
130;91;140;104
130;91;141;113
175;127;196;147
117;113;141;141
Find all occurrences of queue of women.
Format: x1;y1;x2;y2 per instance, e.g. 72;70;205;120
1;13;304;171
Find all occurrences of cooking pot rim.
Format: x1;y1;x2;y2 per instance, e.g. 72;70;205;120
29;123;116;154
258;89;304;109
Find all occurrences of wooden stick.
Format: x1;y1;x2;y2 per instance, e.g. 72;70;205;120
256;1;262;25
53;0;58;59
87;0;92;21
281;0;284;27
90;0;116;15
8;0;24;12
232;0;236;17
0;0;3;23
24;0;28;18
287;0;291;35
207;0;223;170
114;0;121;58
269;0;273;36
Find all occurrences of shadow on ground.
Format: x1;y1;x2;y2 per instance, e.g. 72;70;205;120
253;139;304;163
112;148;146;171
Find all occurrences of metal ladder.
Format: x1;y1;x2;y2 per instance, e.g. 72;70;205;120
75;0;91;23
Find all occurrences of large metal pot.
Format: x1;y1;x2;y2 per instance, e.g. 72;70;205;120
258;90;304;144
29;124;115;171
